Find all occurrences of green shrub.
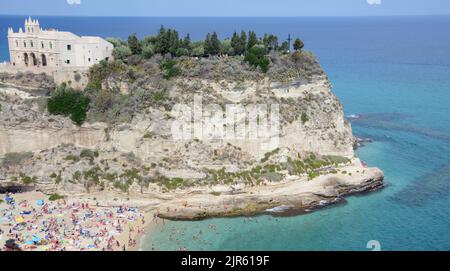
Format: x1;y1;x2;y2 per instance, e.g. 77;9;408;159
244;45;270;73
86;60;126;91
113;45;132;61
142;45;155;59
143;132;153;139
49;194;65;201
47;85;90;125
323;155;351;165
151;91;166;103
2;152;33;167
308;172;320;180
20;174;36;185
301;112;309;124
73;171;82;182
64;155;80;163
80;149;99;160
160;59;181;79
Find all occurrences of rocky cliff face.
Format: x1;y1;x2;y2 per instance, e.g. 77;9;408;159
0;68;383;218
1;76;352;164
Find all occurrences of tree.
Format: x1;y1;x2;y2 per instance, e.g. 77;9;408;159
293;38;305;52
279;41;290;53
182;33;191;49
176;48;189;57
263;34;278;51
190;41;205;57
112;45;132;61
155;25;169;55
128;33;142;55
141;45;154;59
220;39;233;56
247;31;258;50
152;26;182;56
239;31;247;54
230;32;240;56
244;45;270;73
204;33;212;55
168;29;180;55
230;31;247;55
210;32;221;55
106;37;125;48
204;32;220;56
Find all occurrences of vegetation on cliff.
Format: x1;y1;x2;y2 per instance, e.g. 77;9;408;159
47;84;90;125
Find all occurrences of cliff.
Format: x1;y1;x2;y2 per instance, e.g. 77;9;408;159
0;53;384;219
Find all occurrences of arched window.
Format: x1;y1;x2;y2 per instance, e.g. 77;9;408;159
41;42;44;49
41;54;47;66
30;40;34;47
49;42;53;49
23;41;27;48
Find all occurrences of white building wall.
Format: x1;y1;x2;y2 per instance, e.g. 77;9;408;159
7;17;113;70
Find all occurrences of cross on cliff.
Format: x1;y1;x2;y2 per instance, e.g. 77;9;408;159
287;33;292;51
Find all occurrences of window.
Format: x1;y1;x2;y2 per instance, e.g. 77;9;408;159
49;42;53;49
15;40;18;47
88;58;91;62
41;42;44;49
65;60;70;64
30;40;33;47
67;44;72;51
24;41;27;48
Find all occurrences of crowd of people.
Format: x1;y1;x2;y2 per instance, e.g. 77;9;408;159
0;192;146;251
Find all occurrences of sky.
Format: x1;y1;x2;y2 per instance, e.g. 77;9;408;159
0;0;449;17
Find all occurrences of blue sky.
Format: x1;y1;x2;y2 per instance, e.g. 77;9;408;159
0;0;449;17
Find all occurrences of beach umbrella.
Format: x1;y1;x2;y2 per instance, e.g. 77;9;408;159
32;235;41;243
36;200;45;206
15;216;25;223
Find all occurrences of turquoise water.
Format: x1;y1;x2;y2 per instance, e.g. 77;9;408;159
1;16;450;250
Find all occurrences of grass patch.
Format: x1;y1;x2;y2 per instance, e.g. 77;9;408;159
1;152;33;167
49;194;65;201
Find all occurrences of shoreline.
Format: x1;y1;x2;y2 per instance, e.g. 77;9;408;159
1;161;383;251
154;164;384;221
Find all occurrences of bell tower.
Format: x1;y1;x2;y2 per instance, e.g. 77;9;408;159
25;17;41;34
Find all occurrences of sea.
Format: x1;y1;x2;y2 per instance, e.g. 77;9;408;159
1;15;450;251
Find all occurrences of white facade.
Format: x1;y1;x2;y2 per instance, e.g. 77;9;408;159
7;17;113;69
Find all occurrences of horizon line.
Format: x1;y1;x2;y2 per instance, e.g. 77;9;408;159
1;14;450;18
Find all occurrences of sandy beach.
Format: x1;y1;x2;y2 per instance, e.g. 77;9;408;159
0;191;159;251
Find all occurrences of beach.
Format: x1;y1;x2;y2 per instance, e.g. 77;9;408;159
0;191;159;251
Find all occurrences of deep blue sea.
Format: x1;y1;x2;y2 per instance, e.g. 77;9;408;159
1;15;450;251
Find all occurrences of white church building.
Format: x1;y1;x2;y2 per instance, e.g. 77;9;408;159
7;17;113;69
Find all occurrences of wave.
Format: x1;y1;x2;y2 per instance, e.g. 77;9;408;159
265;205;294;213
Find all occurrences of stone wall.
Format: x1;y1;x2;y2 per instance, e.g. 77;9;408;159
0;62;88;90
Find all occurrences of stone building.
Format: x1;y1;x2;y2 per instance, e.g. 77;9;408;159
7;17;113;69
